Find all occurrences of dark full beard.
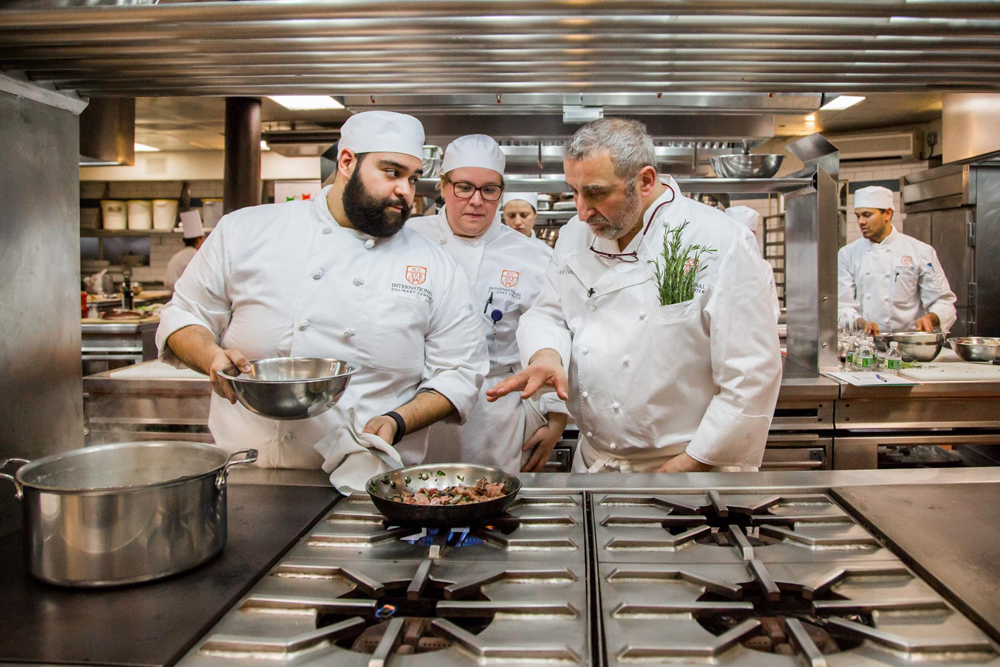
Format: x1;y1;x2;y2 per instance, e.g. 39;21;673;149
588;180;642;240
342;167;410;238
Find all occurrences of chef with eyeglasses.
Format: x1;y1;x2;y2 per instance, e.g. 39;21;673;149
156;111;487;471
397;134;569;474
488;118;782;473
838;185;957;336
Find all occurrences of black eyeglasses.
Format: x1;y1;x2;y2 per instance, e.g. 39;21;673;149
451;181;504;202
588;184;676;262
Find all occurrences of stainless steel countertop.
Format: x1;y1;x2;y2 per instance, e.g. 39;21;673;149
229;466;1000;492
81;320;160;335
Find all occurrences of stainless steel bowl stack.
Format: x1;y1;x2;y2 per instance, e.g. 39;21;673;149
218;357;358;420
710;153;784;179
947;337;1000;362
876;332;947;362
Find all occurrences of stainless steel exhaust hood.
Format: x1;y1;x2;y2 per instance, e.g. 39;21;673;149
79;96;135;166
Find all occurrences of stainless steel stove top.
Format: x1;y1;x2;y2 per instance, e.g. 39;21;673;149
179;489;1000;666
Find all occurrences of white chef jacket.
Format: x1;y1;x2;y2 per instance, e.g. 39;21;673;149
518;178;782;470
530;230;555;257
155;187;488;469
164;245;197;290
838;226;957;333
397;209;565;472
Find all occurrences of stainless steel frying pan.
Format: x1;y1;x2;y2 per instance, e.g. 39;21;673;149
366;463;521;527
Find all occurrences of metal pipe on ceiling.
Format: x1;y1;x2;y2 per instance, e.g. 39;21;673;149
29;60;1000;81
4;16;1000;47
8;48;1000;69
2;0;1000;28
53;71;1000;89
72;82;1000;97
4;34;999;58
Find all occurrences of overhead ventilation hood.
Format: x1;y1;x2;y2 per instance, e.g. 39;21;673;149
79;97;135;166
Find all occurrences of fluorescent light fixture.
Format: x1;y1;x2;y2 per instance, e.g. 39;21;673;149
819;95;866;112
260;140;270;151
804;114;817;122
268;95;345;111
134;142;160;152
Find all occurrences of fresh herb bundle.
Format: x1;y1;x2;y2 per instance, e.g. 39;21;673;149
649;221;716;306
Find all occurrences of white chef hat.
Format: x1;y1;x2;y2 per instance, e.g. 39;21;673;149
725;205;760;233
442;134;506;176
854;186;895;210
337;110;425;162
180;210;204;238
502;191;538;210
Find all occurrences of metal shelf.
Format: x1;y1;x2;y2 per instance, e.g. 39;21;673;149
417;176;814;197
82;229;181;237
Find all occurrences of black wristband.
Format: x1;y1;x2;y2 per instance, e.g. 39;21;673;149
383;411;406;446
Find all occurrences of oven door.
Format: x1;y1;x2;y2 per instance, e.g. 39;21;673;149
761;434;832;471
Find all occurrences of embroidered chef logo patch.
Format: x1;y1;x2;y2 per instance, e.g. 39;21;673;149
500;269;520;288
684;258;699;274
405;265;427;285
900;255;913;267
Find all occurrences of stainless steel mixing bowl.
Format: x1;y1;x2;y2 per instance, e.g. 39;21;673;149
710;153;785;179
218;357;358;420
876;332;946;362
947;337;1000;363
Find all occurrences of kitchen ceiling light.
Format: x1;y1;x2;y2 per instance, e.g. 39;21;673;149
134;143;160;152
268;95;345;111
819;95;866;112
260;140;270;151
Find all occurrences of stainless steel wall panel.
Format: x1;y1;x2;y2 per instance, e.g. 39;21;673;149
0;91;83;533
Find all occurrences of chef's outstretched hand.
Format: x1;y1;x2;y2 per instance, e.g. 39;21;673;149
209;348;251;404
914;313;939;332
856;318;880;336
487;348;569;402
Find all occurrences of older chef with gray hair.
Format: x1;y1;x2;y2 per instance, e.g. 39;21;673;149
489;118;782;473
398;135;568;473
838;185;957;336
156;110;487;470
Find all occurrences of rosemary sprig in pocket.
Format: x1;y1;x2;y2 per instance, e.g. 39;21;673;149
649;221;716;306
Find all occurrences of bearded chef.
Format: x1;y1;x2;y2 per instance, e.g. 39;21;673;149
838;185;957;336
397;135;569;473
488;118;782;473
156;110;487;469
725;205;782;324
502;191;554;256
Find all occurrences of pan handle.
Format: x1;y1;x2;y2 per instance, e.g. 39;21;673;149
215;449;259;489
0;458;29;500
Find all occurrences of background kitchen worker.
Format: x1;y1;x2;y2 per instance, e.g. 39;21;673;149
502;191;553;256
164;210;205;290
725;205;781;324
488;117;782;473
156;110;487;469
399;134;568;473
838;185;957;336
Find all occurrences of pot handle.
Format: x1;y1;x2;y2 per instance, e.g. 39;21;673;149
215;449;258;489
0;458;29;500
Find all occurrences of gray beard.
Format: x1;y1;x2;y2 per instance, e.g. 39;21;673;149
588;182;642;240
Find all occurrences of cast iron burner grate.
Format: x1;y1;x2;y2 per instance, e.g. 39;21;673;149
317;571;492;655
692;560;872;658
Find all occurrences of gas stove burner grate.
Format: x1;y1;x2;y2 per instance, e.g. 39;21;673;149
316;562;493;656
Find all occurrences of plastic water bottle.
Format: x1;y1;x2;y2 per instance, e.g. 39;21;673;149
886;342;903;371
858;337;874;370
848;336;861;370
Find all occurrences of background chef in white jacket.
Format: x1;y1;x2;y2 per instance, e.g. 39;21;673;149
838;185;957;336
502;191;554;256
488;118;782;473
156;110;487;469
164;210;205;290
398;135;569;473
725;205;782;324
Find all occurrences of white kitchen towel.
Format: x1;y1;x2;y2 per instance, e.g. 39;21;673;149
313;407;402;495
